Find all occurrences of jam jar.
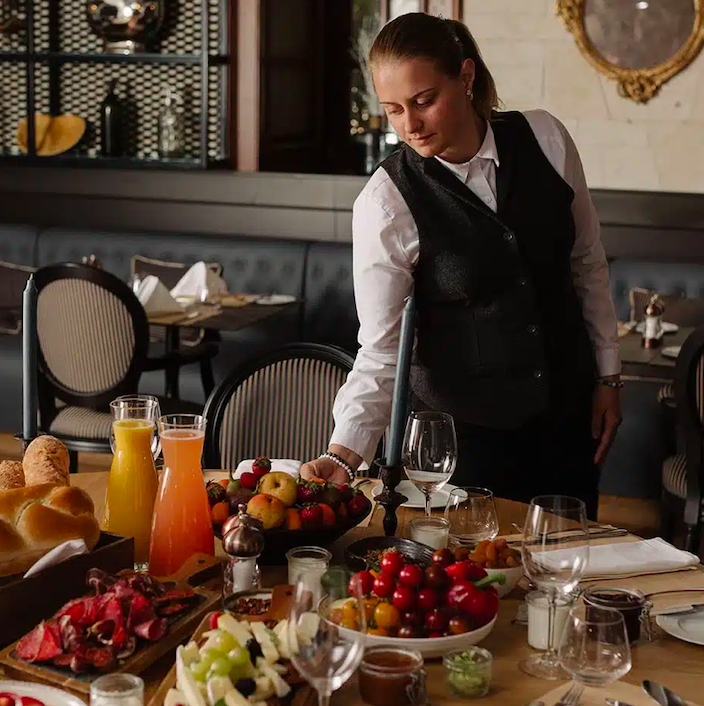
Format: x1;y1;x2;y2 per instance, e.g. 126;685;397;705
358;647;426;706
583;586;649;643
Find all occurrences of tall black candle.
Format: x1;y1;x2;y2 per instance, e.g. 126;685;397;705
22;273;38;441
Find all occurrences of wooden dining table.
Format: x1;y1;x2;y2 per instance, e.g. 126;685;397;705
620;325;692;381
64;472;704;706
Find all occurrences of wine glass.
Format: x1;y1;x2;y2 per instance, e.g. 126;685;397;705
444;486;499;549
401;411;457;516
109;395;162;460
520;495;589;680
287;567;366;706
559;604;632;687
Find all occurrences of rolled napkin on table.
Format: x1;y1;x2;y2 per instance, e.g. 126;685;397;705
170;261;228;300
136;275;184;315
538;537;700;578
232;458;302;479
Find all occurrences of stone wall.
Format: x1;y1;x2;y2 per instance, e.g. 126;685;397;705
462;0;704;193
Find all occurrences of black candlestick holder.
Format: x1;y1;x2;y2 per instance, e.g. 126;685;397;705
373;457;407;537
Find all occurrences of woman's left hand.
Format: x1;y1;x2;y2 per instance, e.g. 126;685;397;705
592;382;622;465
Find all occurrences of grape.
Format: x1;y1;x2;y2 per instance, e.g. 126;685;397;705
211;632;237;654
228;647;250;668
190;660;210;682
201;649;220;668
208;657;233;677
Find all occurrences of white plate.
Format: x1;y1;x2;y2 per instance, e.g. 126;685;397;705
0;680;86;706
635;321;679;334
661;345;681;359
656;610;704;646
340;615;496;658
254;294;296;305
372;480;458;509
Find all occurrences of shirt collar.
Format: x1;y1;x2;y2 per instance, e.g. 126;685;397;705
435;120;500;183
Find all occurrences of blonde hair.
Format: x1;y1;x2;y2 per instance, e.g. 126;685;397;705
369;13;500;121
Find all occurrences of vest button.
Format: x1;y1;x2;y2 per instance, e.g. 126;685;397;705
527;324;538;334
503;232;515;242
533;369;543;379
518;277;527;286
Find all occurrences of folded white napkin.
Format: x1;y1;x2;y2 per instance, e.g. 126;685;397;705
170;261;228;300
136;275;184;315
538;537;700;578
233;458;301;479
24;539;89;578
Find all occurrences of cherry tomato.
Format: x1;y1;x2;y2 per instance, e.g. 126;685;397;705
349;570;375;596
428;630;444;638
364;597;379;622
367;626;389;636
401;609;423;626
342;600;358;623
391;585;417;612
445;560;487;584
208;611;222;630
398;564;424;588
374;602;401;629
424;608;449;632
380;551;405;577
424;564;448;588
448;616;470;635
397;625;418;639
373;573;396;599
431;548;454;568
417;587;439;612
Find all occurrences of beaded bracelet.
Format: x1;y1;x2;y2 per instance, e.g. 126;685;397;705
597;378;624;389
320;452;355;483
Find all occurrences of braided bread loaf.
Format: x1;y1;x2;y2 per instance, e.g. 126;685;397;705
0;483;100;577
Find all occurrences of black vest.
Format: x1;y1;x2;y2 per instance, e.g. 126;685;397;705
381;111;596;429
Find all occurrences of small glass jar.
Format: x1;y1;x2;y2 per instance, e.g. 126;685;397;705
286;546;331;603
409;516;450;550
90;674;144;706
583;586;650;644
443;647;492;698
359;646;426;706
526;590;575;650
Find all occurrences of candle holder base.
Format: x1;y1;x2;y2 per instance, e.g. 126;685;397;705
373;457;407;537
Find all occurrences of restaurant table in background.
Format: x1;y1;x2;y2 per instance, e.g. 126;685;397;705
619;325;692;381
66;472;704;706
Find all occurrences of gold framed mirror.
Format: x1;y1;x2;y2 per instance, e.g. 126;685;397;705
556;0;704;103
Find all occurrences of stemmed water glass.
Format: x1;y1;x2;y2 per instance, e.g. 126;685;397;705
444;487;499;549
559;604;632;687
401;411;457;516
287;568;366;706
520;495;590;680
109;395;162;460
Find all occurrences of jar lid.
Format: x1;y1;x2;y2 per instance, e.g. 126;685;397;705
583;586;646;609
360;647;424;677
222;504;265;558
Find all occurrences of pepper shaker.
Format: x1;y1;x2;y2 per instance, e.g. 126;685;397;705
221;504;264;602
643;293;664;349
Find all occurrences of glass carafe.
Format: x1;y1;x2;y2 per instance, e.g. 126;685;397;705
103;396;160;568
148;414;214;576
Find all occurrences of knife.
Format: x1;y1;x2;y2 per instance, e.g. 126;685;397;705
643;680;687;706
652;602;704;617
508;528;628;546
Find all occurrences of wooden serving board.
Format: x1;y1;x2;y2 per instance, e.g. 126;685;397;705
148;585;314;706
0;553;222;698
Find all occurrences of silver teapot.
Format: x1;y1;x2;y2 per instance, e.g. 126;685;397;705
85;0;164;54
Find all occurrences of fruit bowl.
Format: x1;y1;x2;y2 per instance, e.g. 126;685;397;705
339;616;497;659
345;536;434;572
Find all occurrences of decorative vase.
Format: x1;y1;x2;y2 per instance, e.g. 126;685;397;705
85;0;164;55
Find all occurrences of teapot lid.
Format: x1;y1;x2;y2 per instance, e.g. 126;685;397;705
222;504;265;558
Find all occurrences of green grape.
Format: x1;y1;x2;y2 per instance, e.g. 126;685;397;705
212;631;237;654
228;647;250;668
228;663;251;684
190;660;210;683
200;649;221;670
208;657;233;678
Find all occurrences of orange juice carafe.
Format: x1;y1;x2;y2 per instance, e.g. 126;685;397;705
103;396;160;566
149;414;214;576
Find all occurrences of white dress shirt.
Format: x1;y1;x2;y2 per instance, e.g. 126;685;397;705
330;109;621;464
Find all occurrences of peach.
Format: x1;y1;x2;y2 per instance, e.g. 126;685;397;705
246;493;286;530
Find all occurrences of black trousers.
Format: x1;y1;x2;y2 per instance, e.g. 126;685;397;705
450;401;600;520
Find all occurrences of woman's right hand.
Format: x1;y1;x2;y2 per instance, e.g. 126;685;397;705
299;457;349;485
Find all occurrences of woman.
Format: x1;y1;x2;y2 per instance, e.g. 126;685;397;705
301;13;621;519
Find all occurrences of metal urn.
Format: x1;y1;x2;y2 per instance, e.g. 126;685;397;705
86;0;164;54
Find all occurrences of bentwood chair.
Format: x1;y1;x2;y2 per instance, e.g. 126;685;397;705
202;343;356;469
34;263;205;469
661;324;704;556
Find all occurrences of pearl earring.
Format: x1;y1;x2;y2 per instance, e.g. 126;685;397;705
466;87;473;100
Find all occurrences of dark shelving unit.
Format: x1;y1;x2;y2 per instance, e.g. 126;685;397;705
0;0;229;169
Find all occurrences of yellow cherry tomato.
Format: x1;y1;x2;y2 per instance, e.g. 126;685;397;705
373;602;400;629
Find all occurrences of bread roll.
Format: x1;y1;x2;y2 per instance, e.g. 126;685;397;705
23;435;70;487
0;460;25;490
0;483;100;577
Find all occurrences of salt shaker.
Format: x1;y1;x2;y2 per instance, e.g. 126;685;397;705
642;293;664;349
222;504;264;601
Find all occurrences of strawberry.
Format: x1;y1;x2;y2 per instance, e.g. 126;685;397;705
239;472;258;490
318;503;337;526
347;492;372;517
296;480;321;504
334;483;353;503
336;503;349;522
252;456;272;477
300;504;323;529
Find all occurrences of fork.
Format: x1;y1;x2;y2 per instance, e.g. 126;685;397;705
556;683;584;706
